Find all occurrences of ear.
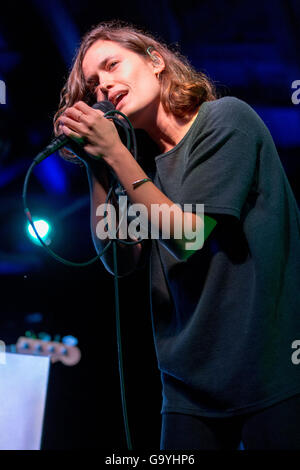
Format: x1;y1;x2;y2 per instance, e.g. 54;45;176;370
148;50;165;75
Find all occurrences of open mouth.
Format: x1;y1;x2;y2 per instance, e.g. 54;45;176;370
114;92;128;109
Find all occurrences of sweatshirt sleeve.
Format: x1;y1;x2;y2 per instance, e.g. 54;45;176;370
179;98;261;219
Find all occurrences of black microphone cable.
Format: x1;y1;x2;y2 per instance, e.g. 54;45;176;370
22;101;147;450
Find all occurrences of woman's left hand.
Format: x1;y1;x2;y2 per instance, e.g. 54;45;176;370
59;100;124;161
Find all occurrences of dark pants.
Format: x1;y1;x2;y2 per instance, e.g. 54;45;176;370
160;393;300;450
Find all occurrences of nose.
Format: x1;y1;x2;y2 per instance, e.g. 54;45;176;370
96;74;114;101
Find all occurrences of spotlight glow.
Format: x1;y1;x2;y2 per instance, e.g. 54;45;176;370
27;219;51;244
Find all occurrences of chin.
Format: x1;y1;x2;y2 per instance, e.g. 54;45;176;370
120;100;155;129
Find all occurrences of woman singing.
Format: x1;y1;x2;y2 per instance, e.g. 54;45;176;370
54;20;300;450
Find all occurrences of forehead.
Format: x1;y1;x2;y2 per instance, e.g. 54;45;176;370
82;40;134;77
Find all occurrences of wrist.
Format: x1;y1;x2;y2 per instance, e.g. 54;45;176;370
104;142;132;169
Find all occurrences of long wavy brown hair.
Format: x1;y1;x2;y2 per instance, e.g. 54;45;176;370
54;19;218;134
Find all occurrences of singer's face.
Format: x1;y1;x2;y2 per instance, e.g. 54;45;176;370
82;40;163;128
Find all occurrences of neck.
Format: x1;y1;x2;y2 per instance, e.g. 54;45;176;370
142;103;200;153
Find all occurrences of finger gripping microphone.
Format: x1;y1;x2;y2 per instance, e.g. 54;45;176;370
34;100;115;164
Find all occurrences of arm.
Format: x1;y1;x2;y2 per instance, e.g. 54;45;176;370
60;102;217;261
104;144;217;260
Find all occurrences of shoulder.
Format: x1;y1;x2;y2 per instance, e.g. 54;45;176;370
198;96;267;139
201;96;257;120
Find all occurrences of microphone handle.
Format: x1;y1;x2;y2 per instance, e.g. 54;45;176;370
34;134;70;163
35;101;115;164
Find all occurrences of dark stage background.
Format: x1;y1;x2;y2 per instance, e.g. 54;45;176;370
0;0;299;450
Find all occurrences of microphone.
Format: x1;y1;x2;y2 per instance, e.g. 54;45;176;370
34;100;115;164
